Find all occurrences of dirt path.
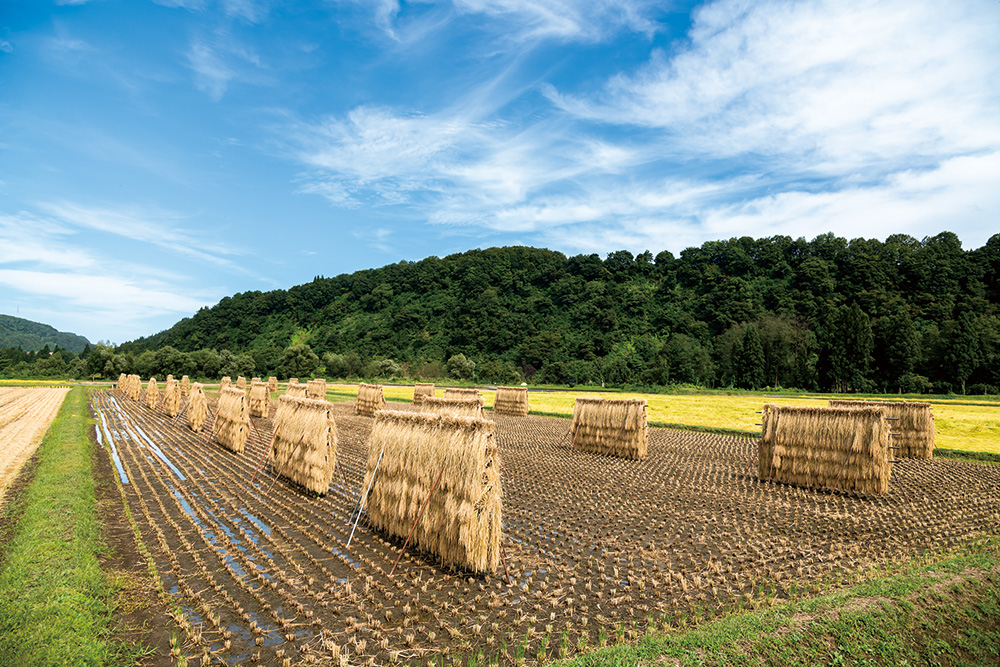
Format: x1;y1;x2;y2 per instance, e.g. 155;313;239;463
0;387;70;506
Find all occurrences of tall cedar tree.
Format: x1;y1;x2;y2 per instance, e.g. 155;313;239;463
734;325;765;389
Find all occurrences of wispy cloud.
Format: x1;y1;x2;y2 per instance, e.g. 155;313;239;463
185;30;263;101
0;40;12;54
36;201;254;274
451;0;659;41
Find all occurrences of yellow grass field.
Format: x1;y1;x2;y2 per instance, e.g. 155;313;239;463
332;384;1000;456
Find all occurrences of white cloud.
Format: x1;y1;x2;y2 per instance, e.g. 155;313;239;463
451;0;659;41
0;40;12;54
547;0;1000;175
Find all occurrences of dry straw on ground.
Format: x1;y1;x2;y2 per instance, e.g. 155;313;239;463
286;381;307;398
356;383;386;417
214;386;248;453
362;411;502;573
571;397;648;460
421;396;484;419
271;395;337;494
443;387;484;406
759;404;890;494
220;376;232;391
163;377;181;418
188;383;208;432
235;376;247;391
117;372;127;389
248;379;270;418
180;375;190;397
145;378;159;410
828;399;934;459
493;386;529;417
268;376;278;393
306;378;327;400
413;383;435;405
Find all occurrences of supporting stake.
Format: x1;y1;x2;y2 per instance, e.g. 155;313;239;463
499;541;512;586
347;447;384;547
171;395;192;425
250;424;281;484
390;463;446;577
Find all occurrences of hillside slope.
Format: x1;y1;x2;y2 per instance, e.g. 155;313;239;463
0;314;92;354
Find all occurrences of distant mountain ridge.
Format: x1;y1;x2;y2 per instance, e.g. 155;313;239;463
0;314;92;354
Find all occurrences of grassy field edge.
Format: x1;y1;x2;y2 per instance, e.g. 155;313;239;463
552;537;1000;667
0;386;136;666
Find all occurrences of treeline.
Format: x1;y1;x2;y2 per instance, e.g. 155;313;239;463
103;231;1000;394
0;344;90;379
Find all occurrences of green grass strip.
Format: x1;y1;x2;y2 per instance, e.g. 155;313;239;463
0;387;123;666
553;538;1000;667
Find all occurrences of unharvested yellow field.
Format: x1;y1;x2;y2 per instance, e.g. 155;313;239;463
336;384;999;455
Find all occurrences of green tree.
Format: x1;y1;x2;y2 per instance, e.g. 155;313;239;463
447;353;475;381
827;303;874;392
733;324;765;389
947;312;980;394
278;343;319;379
873;306;919;393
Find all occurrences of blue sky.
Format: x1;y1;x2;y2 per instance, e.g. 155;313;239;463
1;0;998;345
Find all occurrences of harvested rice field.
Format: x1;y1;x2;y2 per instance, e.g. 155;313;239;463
0;386;70;505
90;387;1000;666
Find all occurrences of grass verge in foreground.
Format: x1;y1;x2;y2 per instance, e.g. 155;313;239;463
0;386;137;666
555;537;1000;667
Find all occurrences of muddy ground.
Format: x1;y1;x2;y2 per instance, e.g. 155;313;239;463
90;389;1000;666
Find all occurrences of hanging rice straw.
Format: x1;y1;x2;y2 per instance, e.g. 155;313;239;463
570;397;647;460
361;411;502;573
187;383;208;432
413;383;435;405
493;386;529;416
828;399;934;459
421;396;484;418
759;404;891;494
214;386;248;453
248;379;270;418
270;395;337;494
355;382;386;417
307;378;327;400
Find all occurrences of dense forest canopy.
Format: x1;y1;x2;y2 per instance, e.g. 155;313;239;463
99;231;1000;394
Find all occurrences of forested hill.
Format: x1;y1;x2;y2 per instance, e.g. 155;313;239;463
0;314;91;354
120;232;1000;393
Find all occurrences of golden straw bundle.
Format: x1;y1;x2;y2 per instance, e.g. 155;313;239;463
828;399;934;459
220;376;232;391
413;383;435;405
163;377;181;418
268;376;278;393
117;372;127;390
214;386;248;453
421;396;484;418
271;396;337;494
126;375;141;402
180;375;190;397
362;411;501;573
444;387;484;406
306;378;327;400
759;404;890;494
145;378;159;410
493;386;529;416
188;383;208;432
235;376;247;391
356;382;386;417
286;381;306;398
571;397;647;460
248;379;270;418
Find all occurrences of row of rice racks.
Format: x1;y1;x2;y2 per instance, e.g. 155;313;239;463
270;394;337;494
759;405;889;495
362;410;502;574
493;386;530;416
570;397;649;460
828;399;935;459
759;400;935;495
